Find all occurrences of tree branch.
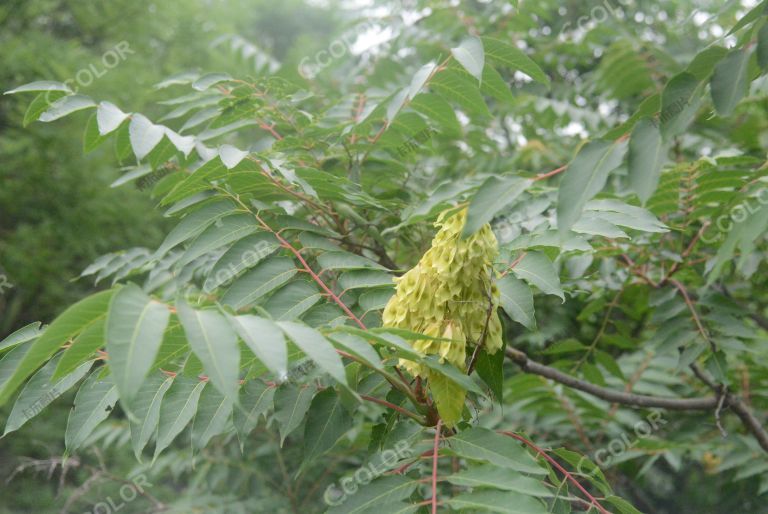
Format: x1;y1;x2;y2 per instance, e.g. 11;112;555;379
506;347;768;453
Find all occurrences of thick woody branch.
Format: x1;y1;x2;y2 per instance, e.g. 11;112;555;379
506;347;768;453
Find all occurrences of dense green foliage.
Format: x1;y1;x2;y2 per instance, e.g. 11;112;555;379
2;0;768;513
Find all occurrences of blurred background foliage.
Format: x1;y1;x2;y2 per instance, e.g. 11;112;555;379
1;0;767;513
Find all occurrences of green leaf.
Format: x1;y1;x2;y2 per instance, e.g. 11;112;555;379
0;289;115;406
628;118;666;204
448;427;546;475
481;65;515;104
54;319;105;379
710;50;751;117
510;252;563;301
129;374;173;461
429;370;465;427
446;465;551;497
233;380;275;443
23;92;65;126
228;314;288;379
96;101;130;135
192;384;234;449
65;371;118;453
446;491;549;513
221;256;298;310
408;62;437;99
263;281;322;320
5;80;74;95
317;251;386;271
273;384;315;445
0;345;33;392
327;475;418;514
154;377;206;457
338;270;393;290
0;322;42;353
496;276;536;330
451;36;485;82
481;37;549;86
176;300;240;404
660;72;703;139
106;284;170;405
474;346;505;402
39;94;96;122
4;355;92;436
129;113;165;161
278;322;347;386
154;199;237;258
203;232;279;291
556;140;626;234
178;214;260;266
758;24;768;69
409;93;461;137
431;68;491;120
304;388;351;463
463;176;531;237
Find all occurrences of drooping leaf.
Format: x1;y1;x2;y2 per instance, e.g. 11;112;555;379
303;388;351;463
106;284;170;405
176;300;240;404
154;377;206;458
451;37;485;82
129;374;173;461
556;139;626;234
228;314;288;379
628;118;666;204
0;289;115;406
65;371;118;454
4;355;92;436
273;383;315;445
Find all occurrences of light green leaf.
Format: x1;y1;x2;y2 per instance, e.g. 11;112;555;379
221;257;298;309
0;322;42;353
204;232;279;292
452;37;485;82
711;49;750;117
129;374;173;461
510;252;563;301
497;275;535;329
273;384;314;445
176;300;240;404
327;475;418;514
228;314;288;379
446;491;549;513
38;94;96;122
263;281;322;321
155;199;237;258
4;355;92;436
408;62;436;99
447;465;551;496
628;118;666;204
96;101;130;135
463;176;531;237
54;319;105;379
178;214;260;266
106;284;170;405
429;370;465;427
278;322;347;386
129;113;165;161
481;37;549;86
192;384;234;449
155;378;206;457
233;380;275;443
0;289;115;406
409;93;462;137
304;388;351;463
5;80;73;95
448;427;546;475
556;139;626;234
65;371;118;453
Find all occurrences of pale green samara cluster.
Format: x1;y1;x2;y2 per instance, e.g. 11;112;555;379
382;208;502;424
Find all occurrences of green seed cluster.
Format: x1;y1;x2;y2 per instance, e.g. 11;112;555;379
383;208;503;377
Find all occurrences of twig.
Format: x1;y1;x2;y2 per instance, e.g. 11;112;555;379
431;420;442;514
500;432;612;514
